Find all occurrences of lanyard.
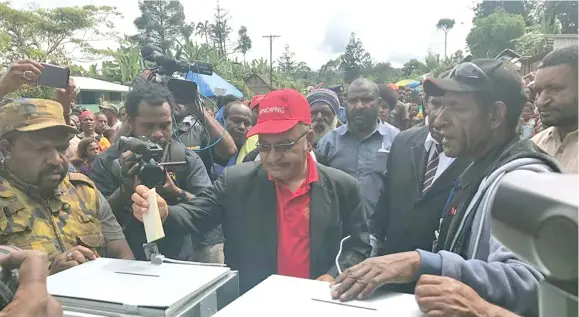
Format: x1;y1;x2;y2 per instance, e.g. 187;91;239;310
441;178;460;218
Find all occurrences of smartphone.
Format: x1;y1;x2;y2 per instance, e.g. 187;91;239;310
167;78;198;103
38;63;70;89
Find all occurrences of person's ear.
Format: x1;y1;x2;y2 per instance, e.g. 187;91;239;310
489;101;507;130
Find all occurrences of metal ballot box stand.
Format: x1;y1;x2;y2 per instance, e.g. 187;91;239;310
213;275;424;317
47;258;239;317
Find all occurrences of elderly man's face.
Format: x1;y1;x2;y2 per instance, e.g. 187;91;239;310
310;102;336;141
431;92;497;158
258;124;314;182
1;128;70;194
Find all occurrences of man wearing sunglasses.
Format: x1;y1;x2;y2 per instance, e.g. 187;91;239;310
130;88;371;294
331;59;561;317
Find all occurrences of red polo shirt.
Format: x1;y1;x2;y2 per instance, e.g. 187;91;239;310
272;154;319;279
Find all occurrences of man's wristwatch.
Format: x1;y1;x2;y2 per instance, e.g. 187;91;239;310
176;188;189;203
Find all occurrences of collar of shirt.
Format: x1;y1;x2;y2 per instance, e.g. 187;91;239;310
268;152;319;185
424;131;438;151
338;120;398;137
544;126;578;143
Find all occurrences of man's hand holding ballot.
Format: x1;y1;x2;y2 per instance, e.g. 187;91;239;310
132;185;169;222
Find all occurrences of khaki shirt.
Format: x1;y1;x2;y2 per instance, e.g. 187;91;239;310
532;127;578;173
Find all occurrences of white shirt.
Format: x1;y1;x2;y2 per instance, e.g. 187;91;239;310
423;119;455;184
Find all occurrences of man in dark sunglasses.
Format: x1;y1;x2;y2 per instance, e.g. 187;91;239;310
130;88;372;294
331;59;561;317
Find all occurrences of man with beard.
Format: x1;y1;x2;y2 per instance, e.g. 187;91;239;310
331;59;560;317
91;84;224;263
317;78;399;210
214;101;253;175
306;89;340;147
0;99;133;274
532;46;578;173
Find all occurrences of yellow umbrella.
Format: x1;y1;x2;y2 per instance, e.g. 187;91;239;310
395;79;418;87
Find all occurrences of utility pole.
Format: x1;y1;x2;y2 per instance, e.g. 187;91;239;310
263;34;280;89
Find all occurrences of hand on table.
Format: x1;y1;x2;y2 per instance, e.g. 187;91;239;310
415;275;491;317
49;246;96;275
330;251;420;301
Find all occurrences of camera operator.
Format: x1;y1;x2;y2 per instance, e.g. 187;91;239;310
174;98;238;181
91;83;224;263
0;247;62;317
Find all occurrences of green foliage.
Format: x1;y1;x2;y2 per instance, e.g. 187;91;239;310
543;1;578;34
467;8;526;58
0;3;120;65
473;0;538;26
235;26;252;63
436;18;456;33
341;33;372;83
132;0;186;55
210;3;232;56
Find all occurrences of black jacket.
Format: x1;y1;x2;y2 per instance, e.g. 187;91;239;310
164;161;372;293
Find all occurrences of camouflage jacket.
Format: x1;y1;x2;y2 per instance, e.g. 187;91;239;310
0;172;105;262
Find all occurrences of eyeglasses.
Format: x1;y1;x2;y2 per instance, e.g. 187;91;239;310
256;130;309;154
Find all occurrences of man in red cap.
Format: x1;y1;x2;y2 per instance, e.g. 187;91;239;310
130;89;371;293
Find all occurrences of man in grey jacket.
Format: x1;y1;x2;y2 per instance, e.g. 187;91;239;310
331;59;561;317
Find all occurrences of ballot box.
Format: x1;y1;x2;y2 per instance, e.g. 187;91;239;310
213;275;424;317
47;258;239;317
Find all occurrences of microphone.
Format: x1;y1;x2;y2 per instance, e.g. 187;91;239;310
140;43;213;76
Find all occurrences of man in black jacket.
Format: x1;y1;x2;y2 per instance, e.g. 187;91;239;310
368;94;471;293
131;89;371;293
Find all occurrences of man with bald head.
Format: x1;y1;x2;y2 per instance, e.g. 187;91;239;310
317;78;399;210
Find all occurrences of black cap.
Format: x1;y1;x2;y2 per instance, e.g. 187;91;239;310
423;59;525;101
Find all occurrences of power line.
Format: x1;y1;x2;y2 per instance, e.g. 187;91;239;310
262;35;281;89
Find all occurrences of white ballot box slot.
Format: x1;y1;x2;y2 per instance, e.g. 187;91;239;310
49;258;239;317
213;275;424;317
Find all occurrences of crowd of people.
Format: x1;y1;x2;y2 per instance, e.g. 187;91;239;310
0;44;576;317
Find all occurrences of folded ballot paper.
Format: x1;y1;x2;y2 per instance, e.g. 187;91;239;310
143;187;165;243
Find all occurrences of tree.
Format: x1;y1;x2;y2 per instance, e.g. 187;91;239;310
196;20;211;44
466;8;526;58
277;44;297;75
340;33;372;83
543;1;578;34
210;2;232;56
402;59;427;77
473;0;539;26
235;26;252;64
133;0;186;55
0;3;120;65
436;18;455;58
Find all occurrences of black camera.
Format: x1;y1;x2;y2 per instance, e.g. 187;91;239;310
118;137;169;188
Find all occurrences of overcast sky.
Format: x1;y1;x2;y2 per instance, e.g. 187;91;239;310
9;0;477;69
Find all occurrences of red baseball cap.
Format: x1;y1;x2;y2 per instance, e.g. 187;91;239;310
246;89;311;137
249;94;264;109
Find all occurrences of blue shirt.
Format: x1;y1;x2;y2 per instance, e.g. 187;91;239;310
317;121;399;210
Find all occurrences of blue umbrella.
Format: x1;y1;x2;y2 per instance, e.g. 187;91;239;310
407;81;421;88
186;71;243;98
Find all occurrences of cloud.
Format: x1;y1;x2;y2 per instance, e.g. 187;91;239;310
320;12;351;54
13;0;475;71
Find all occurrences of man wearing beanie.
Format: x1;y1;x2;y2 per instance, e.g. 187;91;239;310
306;88;341;147
131;89;371;293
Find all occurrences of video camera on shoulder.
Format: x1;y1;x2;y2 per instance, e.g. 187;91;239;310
118;136;186;188
140;44;212;104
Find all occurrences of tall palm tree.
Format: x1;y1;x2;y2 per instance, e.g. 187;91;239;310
436;18;456;58
196;20;211;45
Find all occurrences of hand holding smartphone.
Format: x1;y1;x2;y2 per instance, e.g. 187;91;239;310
38;63;70;89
